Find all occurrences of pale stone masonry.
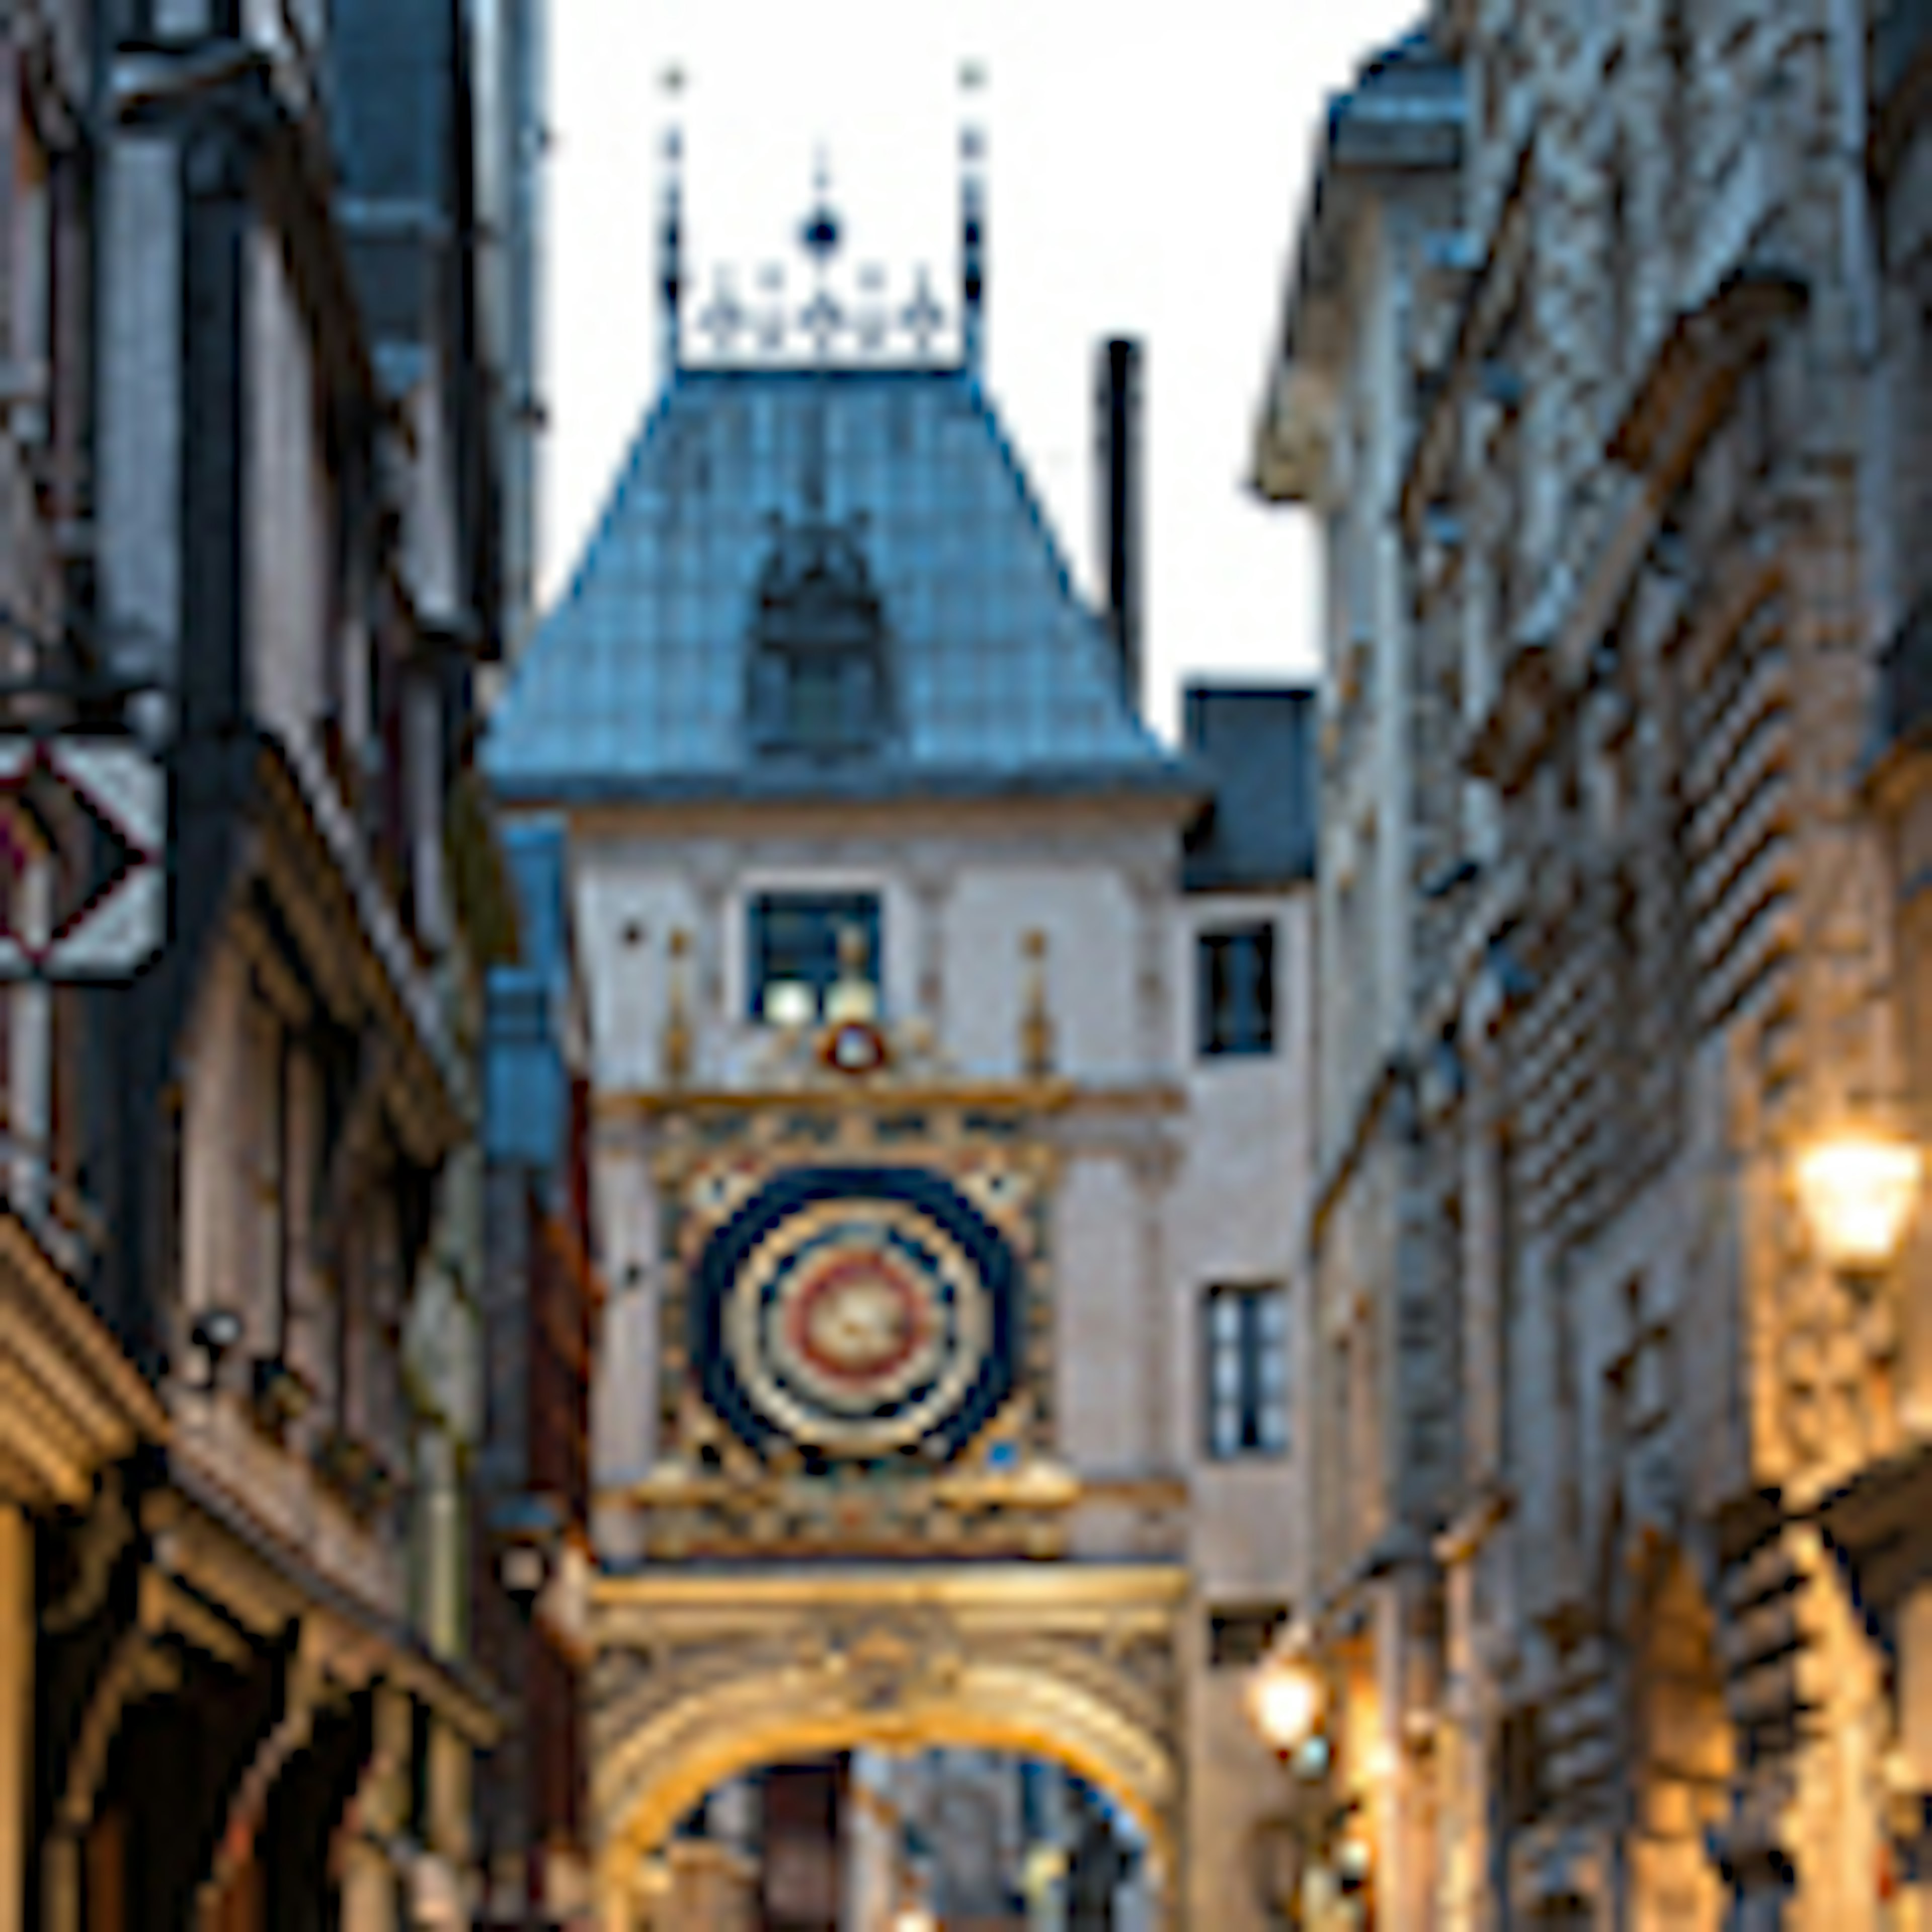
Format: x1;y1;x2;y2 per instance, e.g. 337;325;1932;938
1257;0;1932;1923
1254;32;1466;1929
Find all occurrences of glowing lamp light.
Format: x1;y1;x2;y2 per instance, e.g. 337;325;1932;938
894;1910;937;1932
764;980;815;1028
1336;1835;1374;1892
1794;1130;1923;1277
1247;1646;1325;1756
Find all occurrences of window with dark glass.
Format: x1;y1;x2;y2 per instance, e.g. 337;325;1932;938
1197;923;1276;1057
747;515;891;759
1203;1283;1289;1460
1208;1603;1290;1668
748;891;880;1026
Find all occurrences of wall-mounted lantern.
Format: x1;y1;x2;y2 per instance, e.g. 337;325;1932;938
1793;1124;1923;1289
1246;1630;1326;1759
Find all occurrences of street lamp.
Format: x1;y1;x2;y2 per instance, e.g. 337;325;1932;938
1244;1630;1333;1930
1793;1124;1923;1285
1247;1634;1326;1758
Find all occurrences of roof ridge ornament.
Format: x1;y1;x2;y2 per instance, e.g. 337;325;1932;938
959;62;988;374
799;148;842;269
658;67;685;372
682;146;966;371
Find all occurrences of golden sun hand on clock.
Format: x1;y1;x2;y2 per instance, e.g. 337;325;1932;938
806;1277;907;1369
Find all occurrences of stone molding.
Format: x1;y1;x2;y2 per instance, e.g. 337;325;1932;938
0;1215;164;1510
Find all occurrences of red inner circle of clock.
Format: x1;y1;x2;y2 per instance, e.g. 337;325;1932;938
783;1247;934;1390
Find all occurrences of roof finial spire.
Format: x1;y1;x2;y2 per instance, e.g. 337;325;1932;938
658;68;686;373
959;63;988;374
799;146;842;271
795;146;846;365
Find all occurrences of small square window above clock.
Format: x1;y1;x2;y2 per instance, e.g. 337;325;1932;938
748;891;881;1025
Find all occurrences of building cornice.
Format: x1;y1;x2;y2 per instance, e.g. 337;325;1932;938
0;1214;165;1508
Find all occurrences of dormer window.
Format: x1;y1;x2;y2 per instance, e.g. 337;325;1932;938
746;512;891;758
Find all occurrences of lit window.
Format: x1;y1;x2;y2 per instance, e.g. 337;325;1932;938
748;892;880;1025
1203;1284;1289;1461
1197;924;1276;1058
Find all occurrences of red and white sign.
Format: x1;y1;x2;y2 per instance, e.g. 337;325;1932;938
0;738;163;979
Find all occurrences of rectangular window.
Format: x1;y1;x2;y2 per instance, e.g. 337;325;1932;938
1197;923;1276;1057
1208;1602;1290;1669
1203;1283;1289;1460
748;891;880;1026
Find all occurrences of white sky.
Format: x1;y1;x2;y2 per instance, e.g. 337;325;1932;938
543;0;1423;740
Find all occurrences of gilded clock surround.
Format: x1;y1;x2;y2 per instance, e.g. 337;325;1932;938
633;1087;1070;1562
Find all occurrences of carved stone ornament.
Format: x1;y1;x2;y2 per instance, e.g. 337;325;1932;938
1777;1265;1897;1479
796;1606;965;1712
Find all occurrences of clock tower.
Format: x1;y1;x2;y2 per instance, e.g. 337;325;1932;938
486;148;1318;1932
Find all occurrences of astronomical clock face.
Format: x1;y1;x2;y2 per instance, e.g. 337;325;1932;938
684;1163;1025;1463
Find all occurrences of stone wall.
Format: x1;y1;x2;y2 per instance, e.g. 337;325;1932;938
1260;0;1932;1920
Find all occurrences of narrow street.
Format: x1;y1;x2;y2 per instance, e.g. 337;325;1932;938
0;1;1927;1927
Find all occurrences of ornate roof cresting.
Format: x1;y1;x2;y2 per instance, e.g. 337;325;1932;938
668;69;991;373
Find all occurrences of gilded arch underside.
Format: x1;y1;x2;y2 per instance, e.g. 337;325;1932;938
591;1565;1186;1902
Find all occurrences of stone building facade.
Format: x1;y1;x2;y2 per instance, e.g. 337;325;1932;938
485;148;1320;1932
1253;36;1465;1927
475;817;598;1928
0;6;171;1928
0;1;543;1925
1257;0;1932;1924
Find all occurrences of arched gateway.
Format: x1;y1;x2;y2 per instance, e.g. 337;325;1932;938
487;149;1319;1931
592;1564;1185;1924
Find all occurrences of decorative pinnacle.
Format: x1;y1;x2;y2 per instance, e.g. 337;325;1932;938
799;149;842;269
663;928;693;1086
902;270;943;353
698;271;746;355
1020;927;1054;1078
658;114;684;369
957;74;987;372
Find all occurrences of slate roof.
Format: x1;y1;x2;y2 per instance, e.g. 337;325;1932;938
1180;684;1319;893
485;366;1194;805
